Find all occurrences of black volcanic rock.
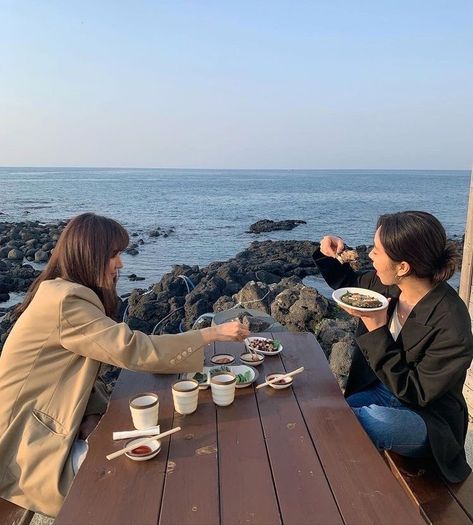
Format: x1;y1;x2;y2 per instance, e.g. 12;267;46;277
247;219;307;234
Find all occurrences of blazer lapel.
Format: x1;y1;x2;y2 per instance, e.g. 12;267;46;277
398;283;449;353
399;320;434;353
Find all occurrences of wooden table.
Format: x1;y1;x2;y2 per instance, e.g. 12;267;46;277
56;332;425;525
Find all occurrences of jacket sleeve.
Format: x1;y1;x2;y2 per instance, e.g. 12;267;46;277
356;323;473;407
59;287;205;373
312;247;381;291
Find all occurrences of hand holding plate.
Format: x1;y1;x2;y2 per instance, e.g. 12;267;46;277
338;299;390;332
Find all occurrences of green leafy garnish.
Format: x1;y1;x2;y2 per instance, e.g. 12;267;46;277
236;370;252;383
210;365;231;377
273;339;281;349
193;372;208;384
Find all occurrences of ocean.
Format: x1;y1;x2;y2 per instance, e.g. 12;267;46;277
0;168;469;300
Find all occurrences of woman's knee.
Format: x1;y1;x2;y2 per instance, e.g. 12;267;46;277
351;405;390;449
352;404;428;455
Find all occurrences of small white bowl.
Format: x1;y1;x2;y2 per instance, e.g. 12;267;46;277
210;353;235;365
125;438;161;462
265;373;293;390
240;352;264;366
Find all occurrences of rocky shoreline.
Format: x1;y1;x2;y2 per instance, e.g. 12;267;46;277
0;220;175;302
0;219;465;388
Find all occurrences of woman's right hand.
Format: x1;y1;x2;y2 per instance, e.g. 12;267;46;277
319;235;345;258
202;322;250;344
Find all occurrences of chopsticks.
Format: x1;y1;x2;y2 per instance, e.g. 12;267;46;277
113;425;160;441
255;367;304;390
106;426;181;461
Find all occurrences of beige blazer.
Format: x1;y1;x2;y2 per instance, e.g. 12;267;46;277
0;278;205;516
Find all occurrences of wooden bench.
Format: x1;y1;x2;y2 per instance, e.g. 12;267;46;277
0;498;34;525
384;451;473;525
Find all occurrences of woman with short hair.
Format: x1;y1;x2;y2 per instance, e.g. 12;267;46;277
0;212;249;516
314;210;473;482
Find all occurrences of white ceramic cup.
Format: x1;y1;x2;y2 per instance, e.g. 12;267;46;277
172;379;199;415
129;392;160;430
210;372;237;407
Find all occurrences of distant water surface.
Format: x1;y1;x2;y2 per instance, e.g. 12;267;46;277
0;168;469;298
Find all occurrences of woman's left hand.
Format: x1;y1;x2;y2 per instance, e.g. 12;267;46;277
338;301;390;332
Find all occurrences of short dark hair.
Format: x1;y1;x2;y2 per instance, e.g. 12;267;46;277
376;211;459;283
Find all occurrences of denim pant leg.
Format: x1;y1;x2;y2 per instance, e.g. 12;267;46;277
346;381;387;408
347;383;429;457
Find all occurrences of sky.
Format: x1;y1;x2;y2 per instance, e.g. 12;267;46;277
0;1;472;169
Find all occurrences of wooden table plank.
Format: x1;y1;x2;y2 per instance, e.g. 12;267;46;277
56;333;425;525
255;343;344;525
159;344;220;525
277;332;425;525
56;370;178;525
446;474;473;522
384;452;473;525
215;340;282;525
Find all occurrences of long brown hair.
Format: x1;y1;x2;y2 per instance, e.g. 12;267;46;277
377;211;458;283
15;213;129;319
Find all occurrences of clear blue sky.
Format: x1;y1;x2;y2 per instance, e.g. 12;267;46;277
1;1;472;169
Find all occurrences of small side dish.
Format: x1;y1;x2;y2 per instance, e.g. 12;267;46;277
265;373;293;390
125;438;161;461
240;352;264;366
210;353;235;365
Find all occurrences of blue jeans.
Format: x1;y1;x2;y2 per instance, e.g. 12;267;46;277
347;381;429;457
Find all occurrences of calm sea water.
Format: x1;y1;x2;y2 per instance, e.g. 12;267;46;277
0;168;469;299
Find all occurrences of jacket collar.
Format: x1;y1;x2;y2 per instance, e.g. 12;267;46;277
392;282;449;352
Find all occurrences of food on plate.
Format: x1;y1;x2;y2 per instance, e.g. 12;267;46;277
209;365;231;377
130;445;153;456
192;372;208;384
247;338;281;353
265;373;293;389
340;291;383;309
210;366;252;384
210;354;235;365
244;353;263;362
212;356;233;364
240;352;264;366
235;370;252;383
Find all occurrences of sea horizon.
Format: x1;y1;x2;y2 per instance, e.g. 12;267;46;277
0;167;469;304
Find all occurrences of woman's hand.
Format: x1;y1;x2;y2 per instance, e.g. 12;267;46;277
202;321;250;344
338;302;390;332
320;235;345;258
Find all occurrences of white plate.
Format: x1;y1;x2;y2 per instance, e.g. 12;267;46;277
332;287;389;312
245;336;283;356
206;365;258;388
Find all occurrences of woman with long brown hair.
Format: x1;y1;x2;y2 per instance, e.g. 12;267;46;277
314;211;473;483
0;213;249;517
